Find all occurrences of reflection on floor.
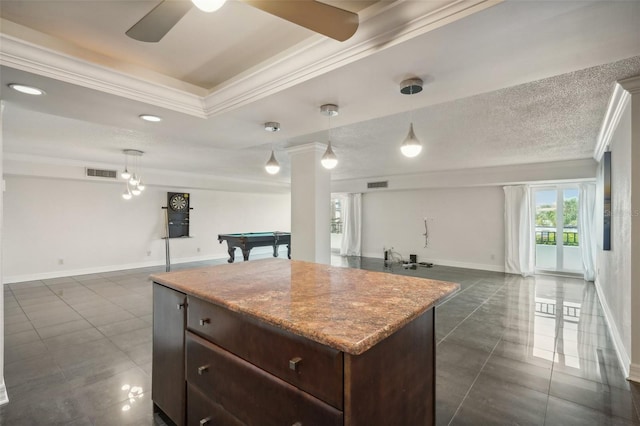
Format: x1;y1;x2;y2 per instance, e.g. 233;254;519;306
2;255;639;425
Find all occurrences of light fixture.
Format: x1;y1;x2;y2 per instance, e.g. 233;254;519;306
264;122;281;175
320;104;339;170
191;0;227;12
8;84;45;96
139;114;162;122
400;78;424;158
121;149;144;200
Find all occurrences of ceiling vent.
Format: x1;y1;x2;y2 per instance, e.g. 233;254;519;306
367;181;388;189
86;168;117;179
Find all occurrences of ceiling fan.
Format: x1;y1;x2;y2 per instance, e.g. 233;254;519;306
126;0;359;43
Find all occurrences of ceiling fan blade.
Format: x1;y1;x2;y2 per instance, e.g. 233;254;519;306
242;0;359;41
126;1;193;42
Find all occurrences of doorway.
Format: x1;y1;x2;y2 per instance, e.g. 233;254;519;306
533;186;582;274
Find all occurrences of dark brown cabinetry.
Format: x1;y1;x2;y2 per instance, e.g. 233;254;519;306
152;283;436;426
152;283;186;426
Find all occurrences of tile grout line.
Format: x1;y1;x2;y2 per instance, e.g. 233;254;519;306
447;334;504;426
437;281;507;346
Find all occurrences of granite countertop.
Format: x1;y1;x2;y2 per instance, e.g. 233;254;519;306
151;258;459;355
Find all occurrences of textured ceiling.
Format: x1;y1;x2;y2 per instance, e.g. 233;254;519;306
1;0;640;186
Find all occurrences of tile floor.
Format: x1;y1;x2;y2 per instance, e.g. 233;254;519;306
2;256;639;425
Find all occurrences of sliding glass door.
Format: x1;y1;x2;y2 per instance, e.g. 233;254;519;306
534;187;582;274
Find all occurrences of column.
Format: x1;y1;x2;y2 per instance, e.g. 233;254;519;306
0;101;7;404
287;143;331;264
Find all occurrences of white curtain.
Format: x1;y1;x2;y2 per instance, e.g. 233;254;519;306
340;193;362;256
579;183;597;281
504;185;534;276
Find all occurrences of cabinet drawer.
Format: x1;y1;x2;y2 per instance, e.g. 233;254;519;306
186;332;343;426
187;296;343;409
187;384;244;426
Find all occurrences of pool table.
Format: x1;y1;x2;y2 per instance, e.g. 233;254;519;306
218;232;291;263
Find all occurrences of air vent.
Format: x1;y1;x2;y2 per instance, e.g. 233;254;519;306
367;181;388;189
86;168;117;179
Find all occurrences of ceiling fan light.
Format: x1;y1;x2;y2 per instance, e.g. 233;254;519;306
265;151;280;175
191;0;227;12
321;144;338;170
400;123;422;158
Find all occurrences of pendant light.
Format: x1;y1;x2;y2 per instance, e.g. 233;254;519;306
264;122;281;175
320;104;339;170
400;78;423;158
121;149;144;200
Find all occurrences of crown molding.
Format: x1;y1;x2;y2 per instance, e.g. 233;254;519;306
285;142;327;155
594;82;631;162
0;0;499;120
202;0;501;117
619;75;640;94
0;30;207;118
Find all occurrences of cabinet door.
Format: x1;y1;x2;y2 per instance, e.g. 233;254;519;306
152;283;186;426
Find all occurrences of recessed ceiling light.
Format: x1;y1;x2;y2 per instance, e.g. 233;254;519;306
9;84;45;96
139;114;162;122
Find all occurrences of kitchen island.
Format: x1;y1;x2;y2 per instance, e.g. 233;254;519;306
150;258;459;426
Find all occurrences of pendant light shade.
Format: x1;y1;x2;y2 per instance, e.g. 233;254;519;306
192;0;227;12
321;143;338;169
122;188;132;200
400;123;422;158
320;104;339;170
265;150;280;175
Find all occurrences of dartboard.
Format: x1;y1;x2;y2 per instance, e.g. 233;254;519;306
169;193;188;211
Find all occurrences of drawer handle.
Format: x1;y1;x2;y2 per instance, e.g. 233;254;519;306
197;365;209;375
176;302;186;310
289;357;302;372
200;417;211;426
199;318;211;326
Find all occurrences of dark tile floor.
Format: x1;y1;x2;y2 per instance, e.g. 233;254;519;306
2;256;639;425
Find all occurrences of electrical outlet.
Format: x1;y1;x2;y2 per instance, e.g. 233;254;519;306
490;254;495;260
197;247;201;253
147;251;151;256
58;258;64;265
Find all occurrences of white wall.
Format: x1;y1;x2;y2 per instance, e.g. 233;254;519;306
595;102;632;365
361;186;505;271
2;175;290;282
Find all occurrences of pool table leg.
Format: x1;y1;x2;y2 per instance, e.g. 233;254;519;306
227;246;235;263
272;244;279;258
287;244;291;259
242;249;251;261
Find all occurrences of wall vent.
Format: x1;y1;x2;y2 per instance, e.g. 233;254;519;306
367;181;388;189
86;168;117;179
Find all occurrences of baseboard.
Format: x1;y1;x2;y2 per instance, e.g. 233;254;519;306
3;245;289;284
0;378;8;406
2;254;226;284
594;277;631;378
628;363;640;383
360;253;504;273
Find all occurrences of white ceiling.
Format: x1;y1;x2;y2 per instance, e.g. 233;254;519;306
1;0;639;186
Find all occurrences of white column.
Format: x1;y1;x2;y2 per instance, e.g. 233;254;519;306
287;143;331;264
0;101;7;404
